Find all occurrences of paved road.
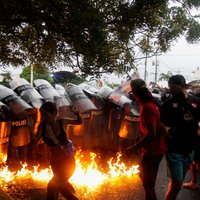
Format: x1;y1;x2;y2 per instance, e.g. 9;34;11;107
156;157;200;200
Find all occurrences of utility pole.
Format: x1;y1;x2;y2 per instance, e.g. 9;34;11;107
152;53;159;83
144;36;149;82
30;64;33;86
144;51;148;82
155;53;158;83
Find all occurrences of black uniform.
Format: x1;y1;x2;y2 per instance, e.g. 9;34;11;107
161;94;200;154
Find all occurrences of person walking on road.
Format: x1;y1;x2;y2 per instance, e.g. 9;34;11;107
125;78;167;200
161;75;200;200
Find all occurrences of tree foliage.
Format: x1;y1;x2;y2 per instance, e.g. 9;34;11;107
159;70;173;81
20;64;54;83
0;0;200;76
52;71;84;86
0;72;12;87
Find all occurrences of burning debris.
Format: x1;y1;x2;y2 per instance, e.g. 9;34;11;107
0;151;139;199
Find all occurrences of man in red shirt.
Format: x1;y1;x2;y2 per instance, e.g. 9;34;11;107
125;79;167;200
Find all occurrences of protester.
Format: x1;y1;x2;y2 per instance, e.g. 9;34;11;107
33;102;82;200
125;78;167;200
160;87;171;102
161;75;200;200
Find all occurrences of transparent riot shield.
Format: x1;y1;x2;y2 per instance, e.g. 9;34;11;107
107;104;122;153
99;85;113;98
0;85;38;168
118;103;140;152
34;79;60;102
109;94;132;108
67;111;92;151
86;93;106;151
79;82;100;97
0;103;11;161
28;108;50;167
111;71;140;97
55;84;69;98
0;85;32;114
9;78;43;108
66;85;97;113
107;93;138;151
54;84;74;119
6;113;34;169
0;121;11;164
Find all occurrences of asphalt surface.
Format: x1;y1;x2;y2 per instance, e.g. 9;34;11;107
48;157;200;200
156;156;200;200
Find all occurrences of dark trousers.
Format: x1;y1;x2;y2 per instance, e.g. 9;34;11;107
140;154;163;190
46;156;78;200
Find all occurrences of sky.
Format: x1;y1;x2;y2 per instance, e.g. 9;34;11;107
141;37;200;84
102;37;200;87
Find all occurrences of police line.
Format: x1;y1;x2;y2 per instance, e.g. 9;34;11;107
0;78;143;156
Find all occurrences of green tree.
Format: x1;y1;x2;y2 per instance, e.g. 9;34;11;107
159;71;173;81
0;72;12;87
0;0;200;76
52;71;84;87
20;64;54;84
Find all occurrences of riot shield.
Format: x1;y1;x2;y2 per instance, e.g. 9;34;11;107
79;82;101;98
66;85;97;113
0;85;32;114
54;84;71;107
0;103;10;122
109;93;132;108
99;85;113;98
67;111;92;150
55;84;68;98
85;91;106;151
0;121;11;163
9;78;43;108
34;79;60;102
118;103;140;152
107;105;122;153
54;84;75;119
0;86;36;167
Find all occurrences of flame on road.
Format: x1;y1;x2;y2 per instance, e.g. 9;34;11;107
0;151;139;190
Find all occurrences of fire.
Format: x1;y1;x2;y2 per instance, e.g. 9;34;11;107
118;124;129;138
0;165;15;182
0;153;7;163
71;151;108;188
72;125;83;133
0;151;139;191
108;152;139;177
